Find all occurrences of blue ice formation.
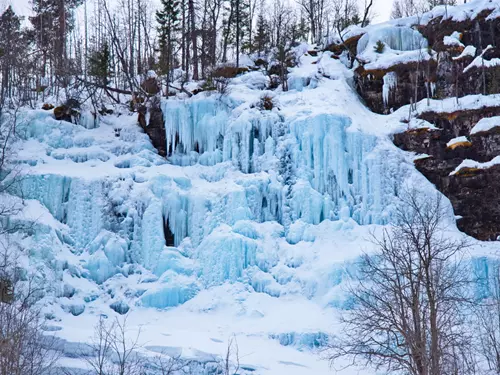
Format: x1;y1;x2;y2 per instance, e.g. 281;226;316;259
357;25;428;55
195;225;259;286
6;92;406;307
472;257;500;300
269;332;329;350
140;271;200;308
161;96;400;226
14;79;499;322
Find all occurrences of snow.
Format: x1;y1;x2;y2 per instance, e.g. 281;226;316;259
443;31;464;48
392;93;500;120
5;29;500;375
464;45;500;73
238;54;256;68
147;70;158;79
446;136;470;148
471;116;500;134
453;45;477;60
363;48;435;71
450;156;500;175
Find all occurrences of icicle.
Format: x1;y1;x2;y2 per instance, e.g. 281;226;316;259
383;72;398;107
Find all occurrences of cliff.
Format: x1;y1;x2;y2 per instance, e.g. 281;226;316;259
326;0;500;240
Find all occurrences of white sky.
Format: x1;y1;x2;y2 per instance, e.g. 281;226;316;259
372;0;394;23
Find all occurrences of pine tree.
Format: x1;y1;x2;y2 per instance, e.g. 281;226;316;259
88;42;114;86
156;0;181;90
297;15;309;42
427;0;456;10
29;0;83;83
253;12;269;55
234;0;250;67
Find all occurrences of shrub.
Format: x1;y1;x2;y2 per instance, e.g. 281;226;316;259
374;40;385;54
268;75;281;90
257;94;275;111
254;58;268;67
211;65;248;79
214;76;231;95
199;77;217;91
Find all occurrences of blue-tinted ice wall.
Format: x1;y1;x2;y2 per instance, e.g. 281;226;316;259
161;97;400;226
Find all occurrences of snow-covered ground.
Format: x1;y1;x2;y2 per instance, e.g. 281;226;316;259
5;32;500;375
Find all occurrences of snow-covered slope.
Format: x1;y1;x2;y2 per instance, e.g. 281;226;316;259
6;46;499;374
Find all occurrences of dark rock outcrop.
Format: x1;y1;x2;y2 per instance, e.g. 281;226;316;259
138;100;167;158
394;106;500;240
54;98;81;123
332;8;500;115
322;6;500;240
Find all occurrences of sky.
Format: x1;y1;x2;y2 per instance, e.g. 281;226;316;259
8;0;394;24
372;0;394;23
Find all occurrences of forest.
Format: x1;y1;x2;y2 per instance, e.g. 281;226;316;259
0;0;455;107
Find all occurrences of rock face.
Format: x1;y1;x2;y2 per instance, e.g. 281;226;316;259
325;6;500;240
54;99;81;123
138;98;167;157
394;107;500;240
353;9;500;115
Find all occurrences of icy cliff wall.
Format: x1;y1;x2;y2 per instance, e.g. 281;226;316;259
3;43;500;375
161;96;398;226
5;52;413;315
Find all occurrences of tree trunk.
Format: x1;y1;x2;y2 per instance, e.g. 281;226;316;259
189;0;199;80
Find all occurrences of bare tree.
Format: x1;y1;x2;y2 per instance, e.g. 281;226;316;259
328;191;473;375
360;0;373;27
331;0;359;36
0;238;60;375
474;265;500;374
152;353;190;375
391;0;426;18
83;315;144;375
217;336;240;375
0;100;29;236
297;0;327;43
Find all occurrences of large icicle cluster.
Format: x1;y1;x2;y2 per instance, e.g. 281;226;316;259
5;53;409;314
161;96;396;226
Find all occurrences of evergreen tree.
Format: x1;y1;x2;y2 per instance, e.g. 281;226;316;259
222;0;250;66
288;15;309;45
156;0;181;90
297;15;310;42
88;42;114;86
427;0;456;10
253;12;269;55
29;0;83;82
0;6;24;99
234;0;250;66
